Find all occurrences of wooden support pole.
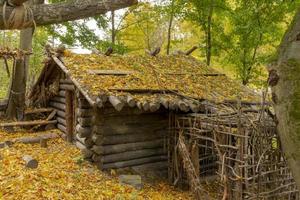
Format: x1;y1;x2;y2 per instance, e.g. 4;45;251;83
65;90;73;142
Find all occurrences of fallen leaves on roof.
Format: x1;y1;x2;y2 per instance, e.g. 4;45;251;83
0;129;194;200
63;54;259;103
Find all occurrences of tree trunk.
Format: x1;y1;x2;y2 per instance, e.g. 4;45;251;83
0;0;138;30
271;8;300;189
111;10;116;46
166;0;175;55
6;0;40;119
206;0;214;66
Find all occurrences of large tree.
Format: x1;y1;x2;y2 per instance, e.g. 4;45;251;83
270;8;300;189
2;0;137;119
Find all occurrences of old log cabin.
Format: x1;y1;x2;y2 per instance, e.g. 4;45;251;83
29;52;259;173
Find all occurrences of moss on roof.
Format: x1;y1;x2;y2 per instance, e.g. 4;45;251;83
63;53;259;103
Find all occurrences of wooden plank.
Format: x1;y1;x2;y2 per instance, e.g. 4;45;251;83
88;69;136;75
164;73;226;76
108;88;178;94
0;120;57;128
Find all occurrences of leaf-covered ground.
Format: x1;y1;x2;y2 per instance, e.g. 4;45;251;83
0;129;194;200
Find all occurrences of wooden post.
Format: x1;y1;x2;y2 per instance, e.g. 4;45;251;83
65;90;74;142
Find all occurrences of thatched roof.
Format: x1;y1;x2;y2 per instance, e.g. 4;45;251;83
31;53;261;112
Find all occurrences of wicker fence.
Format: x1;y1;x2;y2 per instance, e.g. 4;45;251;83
169;103;299;199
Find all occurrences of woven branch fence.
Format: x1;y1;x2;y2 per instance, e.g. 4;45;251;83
168;102;299;200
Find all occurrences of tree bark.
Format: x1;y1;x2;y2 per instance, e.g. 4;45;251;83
206;0;214;66
166;0;175;55
111;10;116;45
271;8;300;189
0;0;138;30
6;0;41;119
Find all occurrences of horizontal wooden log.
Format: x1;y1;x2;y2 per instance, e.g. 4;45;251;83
75;141;93;159
57;117;66;126
24;108;53;115
51;96;66;104
160;98;169;109
102;148;165;163
93;123;167;136
149;102;160;112
58;90;66;97
109;96;125;111
127;96;136;108
57;123;66;133
177;100;189;112
0;0;138;30
185;101;201;113
14;133;59;144
0;120;57;128
76;108;93;117
60;84;75;91
101;155;167;170
103;132;165;145
91;139;164;155
168;101;178;110
56;110;66;118
76;134;94;148
59;79;73;84
76;124;92;138
49;101;66;111
142;101;150;111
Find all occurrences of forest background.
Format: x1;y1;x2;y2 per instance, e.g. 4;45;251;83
0;0;298;98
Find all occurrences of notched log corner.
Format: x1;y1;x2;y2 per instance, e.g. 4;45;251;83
268;69;280;87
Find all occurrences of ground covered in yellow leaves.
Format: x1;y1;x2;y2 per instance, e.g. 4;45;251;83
0;129;193;200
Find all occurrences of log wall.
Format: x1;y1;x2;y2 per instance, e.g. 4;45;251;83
50;78;169;174
49;78;75;139
91;105;169;172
